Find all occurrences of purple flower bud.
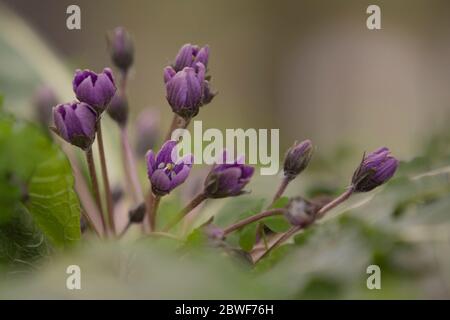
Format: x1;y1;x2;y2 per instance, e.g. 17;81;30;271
135;109;160;157
108;27;134;73
204;152;254;199
283;140;313;180
107;92;128;127
73;68;117;113
284;197;319;226
173;43;209;72
32;86;58;127
52;102;97;150
351;147;399;192
164;64;206;119
146;140;193;196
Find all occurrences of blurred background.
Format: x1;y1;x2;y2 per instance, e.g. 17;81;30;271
1;0;450;160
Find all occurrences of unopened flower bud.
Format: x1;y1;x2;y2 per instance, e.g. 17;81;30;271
52;102;97;150
135;109;160;157
203;223;225;241
107;92;128;127
351;147;399;192
32;86;58;127
204;152;254;199
164;64;205;119
128;202;146;224
284;197;319;226
108;27;134;73
283;140;313;180
73;68;116;114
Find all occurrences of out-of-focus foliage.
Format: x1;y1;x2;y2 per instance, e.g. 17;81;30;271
1;134;450;298
0;108;80;274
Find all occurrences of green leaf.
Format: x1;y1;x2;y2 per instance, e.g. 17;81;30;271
239;222;258;252
185;228;208;248
27;150;81;248
262;215;290;233
0;113;80;250
0;205;51;274
269;196;289;209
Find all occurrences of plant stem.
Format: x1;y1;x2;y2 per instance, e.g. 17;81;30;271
96;120;115;235
163;192;207;232
120;126;144;203
165;114;181;142
85;147;107;236
255;186;355;263
315;186;355;219
223;209;285;236
269;176;290;207
164;114;191;142
148;194;161;231
119;221;132;238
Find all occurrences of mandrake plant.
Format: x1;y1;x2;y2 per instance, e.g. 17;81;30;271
49;27;398;264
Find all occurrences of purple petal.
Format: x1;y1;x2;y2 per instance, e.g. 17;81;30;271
240;165;255;180
194;46;209;69
170;164;191;188
75;76;97;105
173;154;194;173
53;105;69;140
74;102;97;137
156;140;177;165
146;150;156;177
95;72;116;106
173;44;194;72
164;66;176;84
64;103;85;139
150;169;171;194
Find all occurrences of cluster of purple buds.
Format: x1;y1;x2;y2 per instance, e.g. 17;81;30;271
53;68;117;149
146;140;193;196
351;147;399;192
164;44;216;120
204;153;255;199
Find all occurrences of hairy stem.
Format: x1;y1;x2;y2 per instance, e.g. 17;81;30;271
223;209;285;236
315;186;355;219
97;121;115;235
255;187;355;262
164;114;191;142
148;194;161;231
85;147;107;236
163;192;207;232
120;126;144;203
269;176;290;207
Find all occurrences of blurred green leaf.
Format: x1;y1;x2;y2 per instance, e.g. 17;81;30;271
269;196;289;209
239;222;258;252
27;150;81;248
0;205;51;276
0;112;80;252
262;216;290;233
